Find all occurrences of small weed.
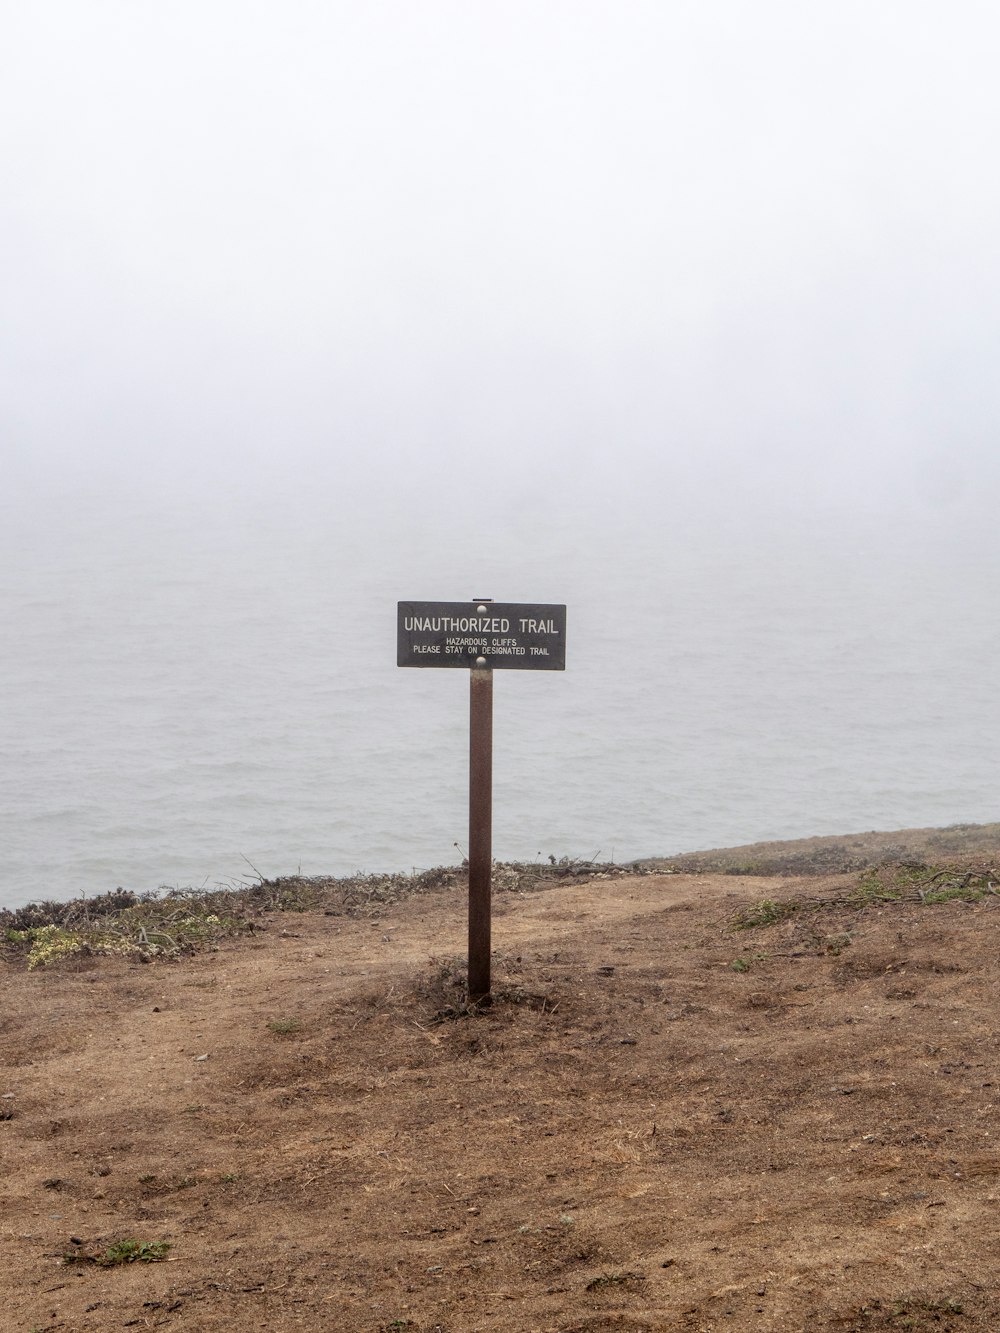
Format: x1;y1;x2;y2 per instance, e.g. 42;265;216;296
63;1238;171;1266
730;958;750;973
219;1172;239;1184
733;898;797;930
586;1270;645;1291
267;1018;302;1035
822;931;853;956
853;868;906;906
921;886;980;904
102;1239;171;1265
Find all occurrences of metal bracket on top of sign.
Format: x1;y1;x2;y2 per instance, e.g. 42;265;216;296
397;600;567;1002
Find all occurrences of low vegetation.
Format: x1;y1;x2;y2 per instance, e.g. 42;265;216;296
733;859;1000;931
648;821;1000;877
4;829;999;969
62;1239;171;1267
0;858;653;968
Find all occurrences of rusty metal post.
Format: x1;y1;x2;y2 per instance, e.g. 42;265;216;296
468;662;493;1004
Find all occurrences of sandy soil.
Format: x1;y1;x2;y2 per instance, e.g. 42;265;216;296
3;853;1000;1332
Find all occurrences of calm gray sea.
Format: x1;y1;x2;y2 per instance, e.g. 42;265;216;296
2;488;997;910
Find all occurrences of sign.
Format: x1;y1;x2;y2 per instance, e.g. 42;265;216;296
397;601;566;670
396;596;567;1004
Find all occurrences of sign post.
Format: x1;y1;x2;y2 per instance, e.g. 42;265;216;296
397;598;567;1003
468;657;493;1003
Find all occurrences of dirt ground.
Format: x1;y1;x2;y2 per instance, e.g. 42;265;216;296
3;837;1000;1332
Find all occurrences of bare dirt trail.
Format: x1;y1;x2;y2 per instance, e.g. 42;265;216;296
3;867;999;1333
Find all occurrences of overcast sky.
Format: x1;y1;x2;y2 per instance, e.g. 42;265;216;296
3;1;999;529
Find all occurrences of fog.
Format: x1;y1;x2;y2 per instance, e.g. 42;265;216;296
2;6;1000;902
4;1;999;534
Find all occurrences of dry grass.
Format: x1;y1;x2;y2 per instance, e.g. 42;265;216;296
4;823;1000;1331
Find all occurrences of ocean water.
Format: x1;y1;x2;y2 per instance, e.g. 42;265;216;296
2;488;998;910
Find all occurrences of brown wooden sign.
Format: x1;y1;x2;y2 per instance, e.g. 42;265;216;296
397;601;566;670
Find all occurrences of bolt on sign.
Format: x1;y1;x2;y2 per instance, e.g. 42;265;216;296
397;600;567;1003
